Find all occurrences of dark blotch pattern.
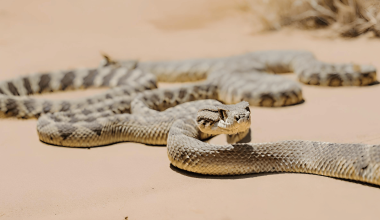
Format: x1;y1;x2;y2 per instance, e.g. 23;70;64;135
117;70;133;86
64;112;75;118
82;69;98;88
7;82;20;96
83;122;103;136
50;114;61;122
150;94;160;104
100;112;112;117
5;98;19;116
0;88;4;94
69;117;80;123
38;74;51;93
188;94;196;101
327;74;343;86
123;89;130;95
345;73;353;82
164;91;173;100
60;101;71;112
37;119;50;129
281;93;292;106
24;99;36;113
178;88;187;99
101;69;117;86
60;71;75;90
148;79;157;88
210;85;218;98
42;101;53;113
22;77;33;95
259;94;275;107
82;109;92;115
56;123;77;140
307;73;320;85
84;117;97;122
291;91;300;102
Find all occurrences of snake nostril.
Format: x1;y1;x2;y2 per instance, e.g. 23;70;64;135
235;115;240;121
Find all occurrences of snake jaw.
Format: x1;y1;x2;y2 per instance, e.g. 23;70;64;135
218;119;230;128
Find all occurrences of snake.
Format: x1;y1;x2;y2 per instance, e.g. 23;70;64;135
0;50;379;186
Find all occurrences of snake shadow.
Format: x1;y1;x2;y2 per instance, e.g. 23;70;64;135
169;164;380;189
368;80;380;86
41;140;167;149
170;164;274;180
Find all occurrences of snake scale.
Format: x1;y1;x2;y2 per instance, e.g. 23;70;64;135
1;50;379;186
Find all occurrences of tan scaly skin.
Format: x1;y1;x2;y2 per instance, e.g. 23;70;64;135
168;101;380;186
0;50;377;118
0;51;378;186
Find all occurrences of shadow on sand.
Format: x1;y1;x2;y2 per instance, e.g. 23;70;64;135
169;164;380;189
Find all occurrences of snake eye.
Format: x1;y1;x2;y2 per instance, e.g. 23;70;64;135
245;107;250;112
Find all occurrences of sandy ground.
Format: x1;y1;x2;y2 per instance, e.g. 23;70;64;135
1;0;380;219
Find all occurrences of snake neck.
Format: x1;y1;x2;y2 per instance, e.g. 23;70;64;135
168;119;380;185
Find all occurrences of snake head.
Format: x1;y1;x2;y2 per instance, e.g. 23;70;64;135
196;101;251;135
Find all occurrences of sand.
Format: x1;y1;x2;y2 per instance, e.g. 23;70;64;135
1;0;380;219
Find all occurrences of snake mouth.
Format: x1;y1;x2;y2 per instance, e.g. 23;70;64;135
215;119;251;134
197;101;251;135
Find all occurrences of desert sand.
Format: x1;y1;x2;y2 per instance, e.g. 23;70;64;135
1;0;380;219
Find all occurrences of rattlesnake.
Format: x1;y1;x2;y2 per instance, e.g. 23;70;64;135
1;50;379;185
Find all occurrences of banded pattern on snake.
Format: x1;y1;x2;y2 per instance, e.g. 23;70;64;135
0;50;379;186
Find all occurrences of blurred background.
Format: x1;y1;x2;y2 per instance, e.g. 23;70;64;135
1;0;379;75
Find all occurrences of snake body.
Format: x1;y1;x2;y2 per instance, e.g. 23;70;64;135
1;50;379;186
169;120;380;185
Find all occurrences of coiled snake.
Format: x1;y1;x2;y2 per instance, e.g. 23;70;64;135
0;50;379;185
